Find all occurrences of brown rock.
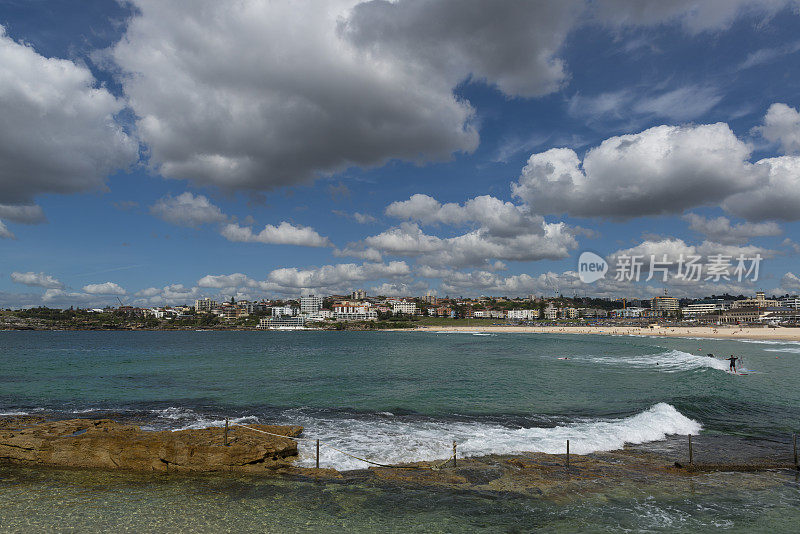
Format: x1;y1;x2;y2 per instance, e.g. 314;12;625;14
0;417;301;473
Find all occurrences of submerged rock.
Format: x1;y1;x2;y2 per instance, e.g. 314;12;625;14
0;417;301;472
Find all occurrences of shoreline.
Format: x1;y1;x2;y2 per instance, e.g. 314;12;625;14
412;324;800;342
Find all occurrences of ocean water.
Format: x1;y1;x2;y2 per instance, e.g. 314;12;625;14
1;330;799;532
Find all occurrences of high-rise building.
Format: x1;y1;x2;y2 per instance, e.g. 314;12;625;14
352;289;367;300
300;294;323;315
195;298;216;312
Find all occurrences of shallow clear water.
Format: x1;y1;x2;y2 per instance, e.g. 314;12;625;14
1;330;799;531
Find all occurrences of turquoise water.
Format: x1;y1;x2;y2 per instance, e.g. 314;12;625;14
1;330;799;531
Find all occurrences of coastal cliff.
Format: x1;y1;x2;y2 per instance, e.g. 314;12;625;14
0;417;301;472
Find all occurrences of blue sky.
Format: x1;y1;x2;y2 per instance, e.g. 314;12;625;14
2;0;800;307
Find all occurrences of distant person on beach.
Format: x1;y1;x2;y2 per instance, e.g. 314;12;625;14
726;355;738;372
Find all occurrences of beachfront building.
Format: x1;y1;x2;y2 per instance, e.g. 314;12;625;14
731;291;778;309
682;301;727;317
390;300;417;315
779;296;800;309
258;316;306;329
651;296;679;314
560;307;578;319
333;301;378;321
195;298;216;312
507;309;539;321
300;295;323;315
579;308;608;318
543;306;558;320
306;310;333;321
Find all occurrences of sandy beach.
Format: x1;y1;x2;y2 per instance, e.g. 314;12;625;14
415;324;800;341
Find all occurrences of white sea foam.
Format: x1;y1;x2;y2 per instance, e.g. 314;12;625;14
149;407;260;431
764;347;800;353
574;349;730;373
291;403;700;471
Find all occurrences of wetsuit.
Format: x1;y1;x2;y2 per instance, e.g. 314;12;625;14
726;356;738;372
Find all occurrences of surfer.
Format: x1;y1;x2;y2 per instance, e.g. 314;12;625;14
726;355;738;372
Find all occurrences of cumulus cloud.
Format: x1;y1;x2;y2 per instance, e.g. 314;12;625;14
10;271;63;289
385;194;543;237
759;103;800;155
220;221;331;247
512;123;761;218
780;272;800;292
82;282;127;295
111;0;484;192
0;26;137;205
362;220;578;268
150;192;228;227
723;156;800;221
194;261;413;296
132;284;201;306
683;214;782;244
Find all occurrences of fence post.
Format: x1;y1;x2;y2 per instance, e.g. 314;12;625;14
224;418;229;446
453;441;457;468
316;439;320;469
688;434;693;465
566;440;570;468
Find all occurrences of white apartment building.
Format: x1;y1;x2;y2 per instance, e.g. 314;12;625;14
306;310;333;321
651;296;679;313
543;306;558;320
300;295;323;315
195;298;216;312
271;306;297;317
391;300;417;315
352;289;367;300
258;316;306;329
507;309;539;321
779;296;800;309
682;302;726;317
333;301;378;321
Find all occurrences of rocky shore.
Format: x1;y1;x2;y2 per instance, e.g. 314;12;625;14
2;416;796;500
0;416;302;473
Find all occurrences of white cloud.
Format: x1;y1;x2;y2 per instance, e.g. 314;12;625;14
353;212;377;224
760;103;800;155
0;204;46;224
683;214;782;244
132;284;201;306
0;26;137;205
385;194;543;237
592;0;798;34
738;40;800;70
568;85;722;123
0;221;13;239
362;220;578;268
10;271;63;289
82;282;127;295
220;221;330;247
723;156;800;221
333;245;384;262
150;192;227;227
779;272;800;292
512;123;761;218
267;261;411;292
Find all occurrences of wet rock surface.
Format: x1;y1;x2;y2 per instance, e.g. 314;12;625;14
0;416;301;472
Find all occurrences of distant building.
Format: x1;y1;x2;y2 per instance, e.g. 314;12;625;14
271;306;296;317
507;309;539;321
422;291;438;305
300;295;323;315
391;300;417;315
731;291;778;309
352;289;367;300
333;301;377;321
682;301;727;317
543;306;558;320
651;296;679;313
779;296;800;309
258;316;306;329
195;298;216;312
